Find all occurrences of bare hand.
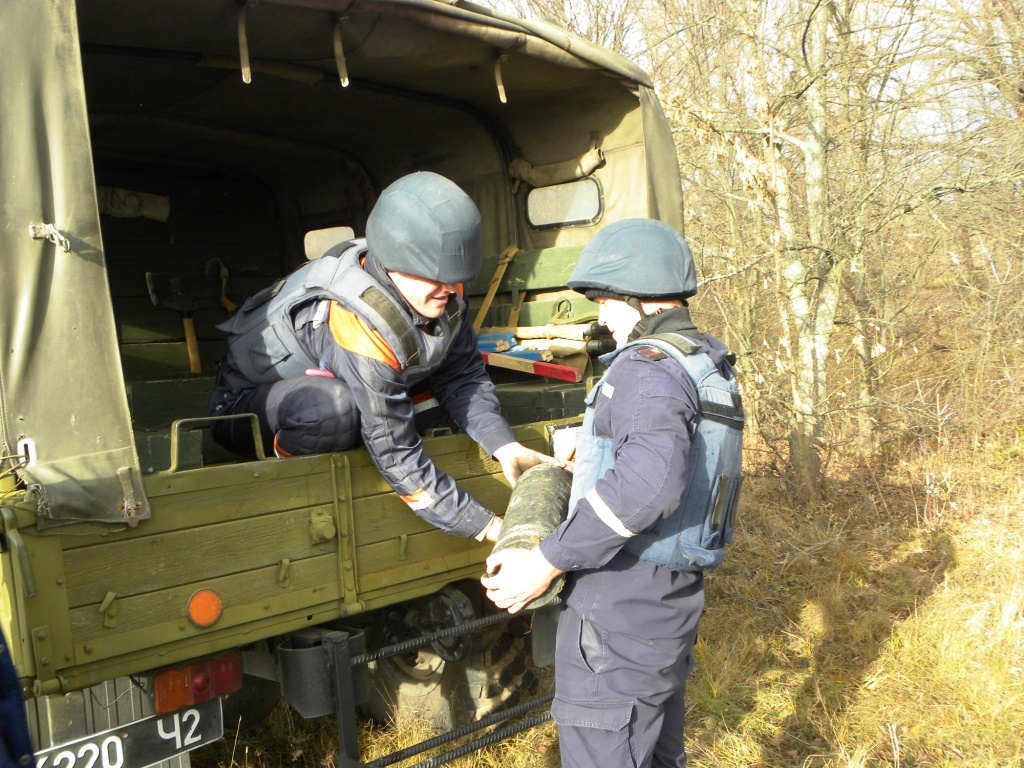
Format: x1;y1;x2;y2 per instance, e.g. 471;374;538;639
481;547;563;614
492;442;563;486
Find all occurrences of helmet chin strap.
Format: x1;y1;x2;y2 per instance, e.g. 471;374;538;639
626;296;647;316
626;297;653;342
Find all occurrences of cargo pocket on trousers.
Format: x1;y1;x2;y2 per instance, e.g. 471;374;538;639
551;698;635;765
551;698;632;729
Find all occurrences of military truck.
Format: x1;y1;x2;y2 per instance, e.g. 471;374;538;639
0;0;683;765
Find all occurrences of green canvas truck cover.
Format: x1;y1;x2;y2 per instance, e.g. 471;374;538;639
0;0;682;529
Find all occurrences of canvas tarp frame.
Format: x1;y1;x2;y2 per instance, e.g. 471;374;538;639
268;0;654;87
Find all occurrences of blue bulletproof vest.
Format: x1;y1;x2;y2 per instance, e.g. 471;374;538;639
567;333;744;572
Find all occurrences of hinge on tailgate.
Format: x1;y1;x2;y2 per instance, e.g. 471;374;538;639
31;625;55;674
329;455;358;604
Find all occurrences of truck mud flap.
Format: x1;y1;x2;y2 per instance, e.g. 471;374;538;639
276;612;552;768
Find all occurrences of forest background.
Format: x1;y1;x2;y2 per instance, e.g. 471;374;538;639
195;0;1024;765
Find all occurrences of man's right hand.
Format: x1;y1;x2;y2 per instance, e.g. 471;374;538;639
481;547;563;614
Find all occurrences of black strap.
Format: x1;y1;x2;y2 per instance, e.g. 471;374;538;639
360;286;421;366
645;333;744;427
446;296;462;330
645;332;702;355
701;395;745;427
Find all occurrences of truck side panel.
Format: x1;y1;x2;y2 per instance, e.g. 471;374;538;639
8;427;546;693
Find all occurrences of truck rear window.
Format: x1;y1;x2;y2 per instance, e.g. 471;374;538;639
526;178;603;229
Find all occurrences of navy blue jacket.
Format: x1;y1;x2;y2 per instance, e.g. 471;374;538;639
1;628;33;768
213;254;514;538
540;307;729;572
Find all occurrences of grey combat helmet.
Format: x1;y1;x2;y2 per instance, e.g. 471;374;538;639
366;172;482;284
568;218;697;300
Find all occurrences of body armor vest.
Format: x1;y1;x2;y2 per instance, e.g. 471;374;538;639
218;240;463;384
568;333;745;572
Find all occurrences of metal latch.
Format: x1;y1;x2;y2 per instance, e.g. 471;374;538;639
309;510;336;544
117;467;144;528
99;591;118;628
0;507;36;597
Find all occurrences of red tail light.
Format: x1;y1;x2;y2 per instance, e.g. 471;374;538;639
189;661;214;703
153;668;192;713
153;653;243;714
210;654;243;692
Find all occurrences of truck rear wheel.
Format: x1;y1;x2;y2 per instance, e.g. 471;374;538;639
362;622;539;729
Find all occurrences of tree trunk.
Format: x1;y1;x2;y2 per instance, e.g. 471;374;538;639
783;0;835;500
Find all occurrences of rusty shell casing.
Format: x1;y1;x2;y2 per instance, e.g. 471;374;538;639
491;462;573;609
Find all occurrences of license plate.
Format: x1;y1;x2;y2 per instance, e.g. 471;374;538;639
35;698;223;768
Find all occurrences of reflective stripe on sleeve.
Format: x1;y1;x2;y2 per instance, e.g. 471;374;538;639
400;489;433;511
584;488;635;538
412;396;440;414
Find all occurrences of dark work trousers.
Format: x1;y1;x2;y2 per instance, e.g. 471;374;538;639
210;372;457;458
552;552;704;768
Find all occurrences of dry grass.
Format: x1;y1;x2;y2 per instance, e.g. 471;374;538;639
198;694;561;768
192;443;1024;768
685;445;1024;768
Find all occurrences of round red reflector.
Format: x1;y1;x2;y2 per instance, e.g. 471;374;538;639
192;671;212;693
187;589;223;627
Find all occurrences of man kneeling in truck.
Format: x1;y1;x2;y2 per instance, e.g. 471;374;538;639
210;171;553;542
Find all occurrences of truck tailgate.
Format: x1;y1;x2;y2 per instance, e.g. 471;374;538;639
2;426;545;694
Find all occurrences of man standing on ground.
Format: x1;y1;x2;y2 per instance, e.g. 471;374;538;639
482;219;744;767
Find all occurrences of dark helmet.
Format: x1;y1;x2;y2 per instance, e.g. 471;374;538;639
366;172;482;284
568;218;697;300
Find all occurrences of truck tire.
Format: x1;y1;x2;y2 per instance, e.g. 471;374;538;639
362;623;539;729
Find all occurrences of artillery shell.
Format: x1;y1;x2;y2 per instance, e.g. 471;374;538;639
492;462;573;609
